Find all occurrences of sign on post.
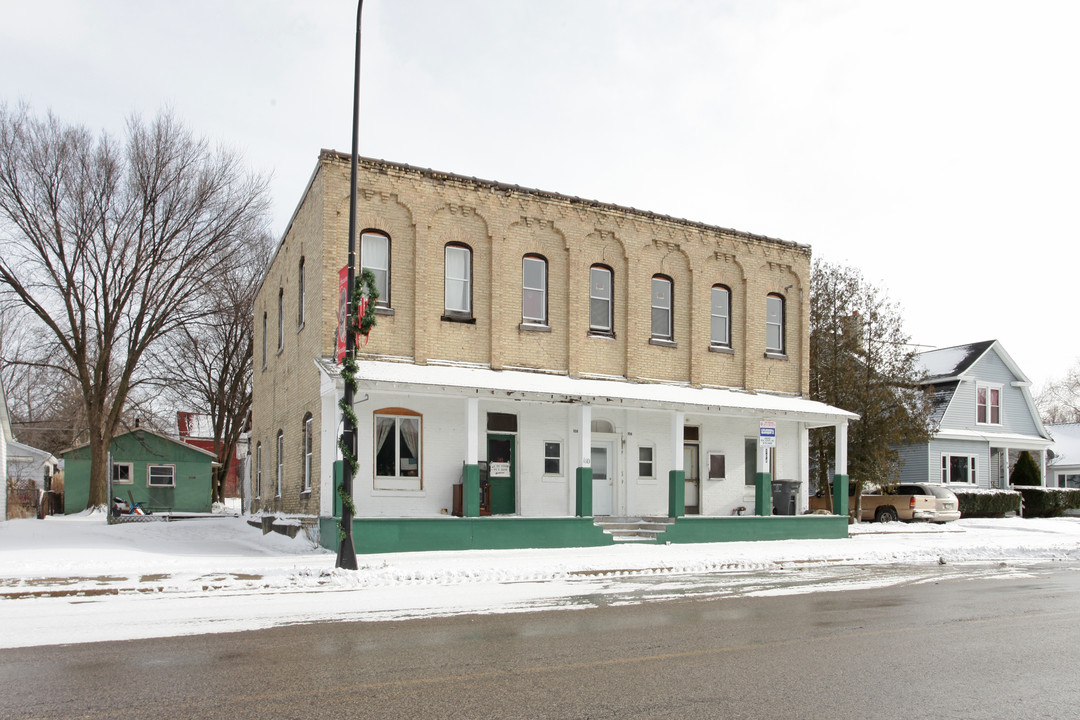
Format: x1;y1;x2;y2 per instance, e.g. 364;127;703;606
759;420;776;448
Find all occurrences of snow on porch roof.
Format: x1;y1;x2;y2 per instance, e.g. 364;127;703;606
317;359;858;427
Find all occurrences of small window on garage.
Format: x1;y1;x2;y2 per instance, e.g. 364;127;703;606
112;462;133;485
147;465;175;488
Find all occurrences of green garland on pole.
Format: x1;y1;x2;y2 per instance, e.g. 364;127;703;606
337;269;379;542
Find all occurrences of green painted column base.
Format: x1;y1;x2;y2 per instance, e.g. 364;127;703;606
576;467;593;517
463;463;480;517
755;472;772;516
833;473;849;518
668;470;685;518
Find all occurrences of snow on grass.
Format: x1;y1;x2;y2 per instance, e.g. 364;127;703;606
1;513;1079;649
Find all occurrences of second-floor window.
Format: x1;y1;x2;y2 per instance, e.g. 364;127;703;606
297;257;305;328
361;231;390;307
261;312;267;369
766;293;785;354
522;255;547;325
444;244;472;319
976;384;1001;425
589;265;613;335
651;276;672;340
277;288;284;352
711;285;731;348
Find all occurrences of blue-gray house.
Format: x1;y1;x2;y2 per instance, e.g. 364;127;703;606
897;340;1051;488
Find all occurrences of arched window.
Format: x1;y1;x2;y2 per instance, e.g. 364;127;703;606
361;231;391;307
522;254;547;325
766;293;785;354
374;408;423;490
591;419;615;434
651;275;673;341
589;265;613;335
443;243;472;320
275;430;284;498
711;285;731;348
297;257;305;328
302;413;313;494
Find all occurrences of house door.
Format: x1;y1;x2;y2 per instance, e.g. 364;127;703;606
684;443;700;514
486;434;516;515
591;440;615;516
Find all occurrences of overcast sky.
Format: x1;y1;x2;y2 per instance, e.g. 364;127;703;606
3;0;1077;389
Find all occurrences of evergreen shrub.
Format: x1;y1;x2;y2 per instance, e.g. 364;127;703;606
951;489;1021;518
1010;451;1042;486
1016;487;1080;518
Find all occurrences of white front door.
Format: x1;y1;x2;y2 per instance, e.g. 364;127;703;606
591;440;615;516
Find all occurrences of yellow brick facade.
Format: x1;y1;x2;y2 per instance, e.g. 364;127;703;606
252;153;811;513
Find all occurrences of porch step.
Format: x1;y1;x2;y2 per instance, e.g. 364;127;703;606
594;515;674;543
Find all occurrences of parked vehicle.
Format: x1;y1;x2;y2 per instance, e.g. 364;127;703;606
859;489;937;523
807;485;938;522
897;483;961;523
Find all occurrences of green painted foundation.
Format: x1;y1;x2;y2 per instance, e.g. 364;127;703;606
668;470;685;518
662;515;849;543
575;467;593;517
832;474;850;518
755;472;772;516
320;514;849;555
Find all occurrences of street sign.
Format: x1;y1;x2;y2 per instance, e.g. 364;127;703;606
759;420;776;448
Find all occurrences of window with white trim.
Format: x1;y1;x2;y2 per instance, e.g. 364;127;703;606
147;465;175;488
111;462;133;485
711;285;731;348
276;430;283;497
374;410;422;490
941;454;976;483
766;293;785;354
651;275;673;341
1057;473;1080;489
522;255;547;325
544;442;561;475
589;265;613;335
361;232;390;307
444;244;472;319
976;383;1001;425
302;413;313;494
638;446;655;478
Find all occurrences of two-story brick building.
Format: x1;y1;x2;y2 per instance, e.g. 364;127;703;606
252;152;855;553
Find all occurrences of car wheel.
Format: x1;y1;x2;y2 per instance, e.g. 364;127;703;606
875;507;899;523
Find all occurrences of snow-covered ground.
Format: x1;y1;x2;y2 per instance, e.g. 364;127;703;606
1;511;1078;650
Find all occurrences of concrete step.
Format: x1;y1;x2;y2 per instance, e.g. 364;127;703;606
594;516;674;542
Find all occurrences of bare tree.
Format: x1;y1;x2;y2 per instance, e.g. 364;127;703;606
1036;363;1080;425
0;104;270;509
155;233;272;504
809;260;933;515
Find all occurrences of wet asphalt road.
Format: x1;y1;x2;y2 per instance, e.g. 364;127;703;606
2;563;1079;719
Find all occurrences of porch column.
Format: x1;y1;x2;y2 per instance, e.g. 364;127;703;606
576;405;593;516
755;434;772;517
668;411;685;518
832;421;850;517
463;397;480;517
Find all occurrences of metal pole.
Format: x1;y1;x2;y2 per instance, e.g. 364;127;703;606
336;0;364;570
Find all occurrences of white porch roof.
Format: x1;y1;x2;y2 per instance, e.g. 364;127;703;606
934;428;1052;449
318;359;857;427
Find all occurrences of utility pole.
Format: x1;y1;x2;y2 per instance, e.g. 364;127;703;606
336;0;364;571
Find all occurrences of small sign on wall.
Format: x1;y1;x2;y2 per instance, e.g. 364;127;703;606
759;420;776;448
489;462;511;478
